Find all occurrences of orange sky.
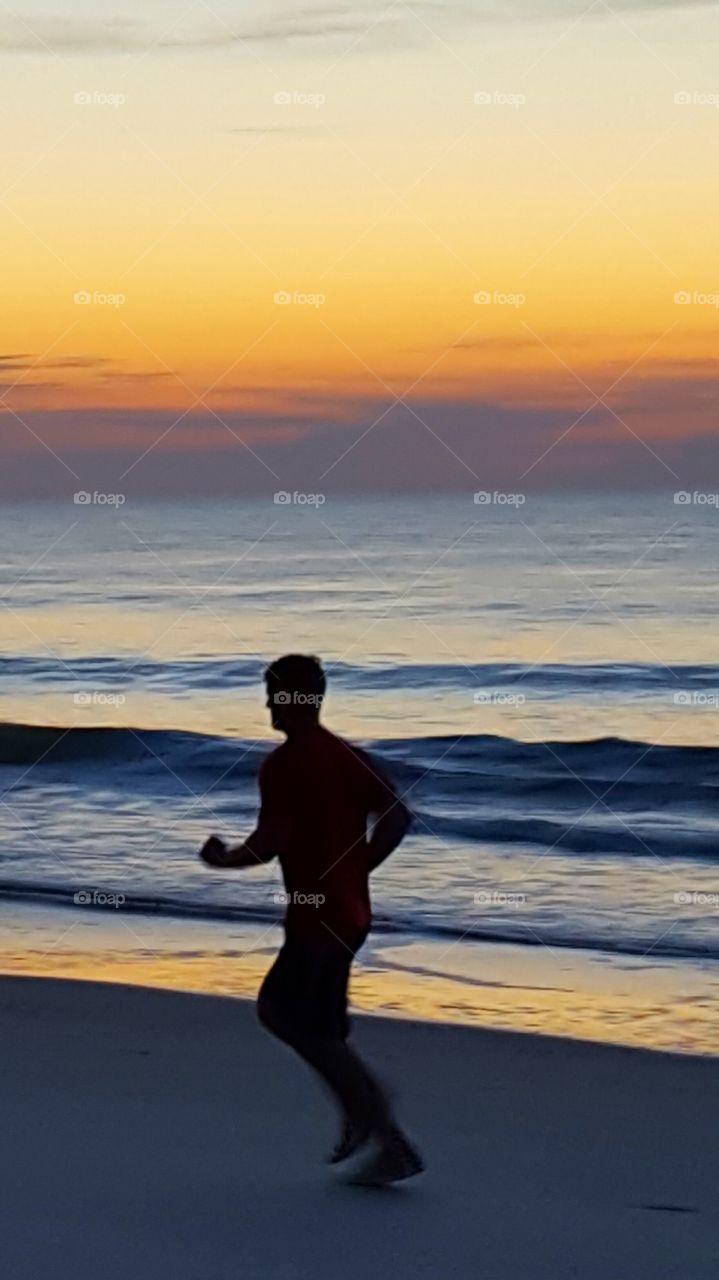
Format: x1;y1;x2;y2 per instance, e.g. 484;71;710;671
1;0;718;493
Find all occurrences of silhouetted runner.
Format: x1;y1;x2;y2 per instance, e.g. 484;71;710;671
199;653;423;1186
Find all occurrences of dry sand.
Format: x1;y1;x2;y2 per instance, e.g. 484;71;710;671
1;975;717;1279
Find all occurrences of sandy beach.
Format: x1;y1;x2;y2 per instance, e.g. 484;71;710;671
1;974;716;1279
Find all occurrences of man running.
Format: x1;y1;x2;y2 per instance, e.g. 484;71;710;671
199;653;423;1186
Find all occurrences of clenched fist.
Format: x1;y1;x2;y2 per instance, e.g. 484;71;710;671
199;835;231;867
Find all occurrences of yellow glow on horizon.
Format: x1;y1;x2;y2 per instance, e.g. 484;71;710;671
1;2;717;474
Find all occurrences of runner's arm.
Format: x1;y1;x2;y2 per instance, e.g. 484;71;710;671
352;745;412;872
199;828;277;869
367;796;411;871
199;757;285;869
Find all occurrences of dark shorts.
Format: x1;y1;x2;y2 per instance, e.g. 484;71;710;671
257;935;361;1042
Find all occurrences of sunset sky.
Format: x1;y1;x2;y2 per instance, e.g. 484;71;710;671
1;0;718;496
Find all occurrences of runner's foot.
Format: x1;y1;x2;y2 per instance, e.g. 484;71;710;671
347;1131;424;1187
327;1118;370;1165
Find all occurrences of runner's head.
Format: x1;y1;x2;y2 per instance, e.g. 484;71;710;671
264;654;326;734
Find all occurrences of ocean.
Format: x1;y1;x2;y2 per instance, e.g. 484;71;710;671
1;492;717;1053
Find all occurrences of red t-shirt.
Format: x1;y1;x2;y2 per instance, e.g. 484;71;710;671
258;727;397;946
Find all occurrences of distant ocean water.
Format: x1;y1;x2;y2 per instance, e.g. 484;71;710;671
1;493;718;1046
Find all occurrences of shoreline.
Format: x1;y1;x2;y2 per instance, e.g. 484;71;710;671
1;968;716;1066
1;968;714;1066
2;973;717;1280
1;896;717;1058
